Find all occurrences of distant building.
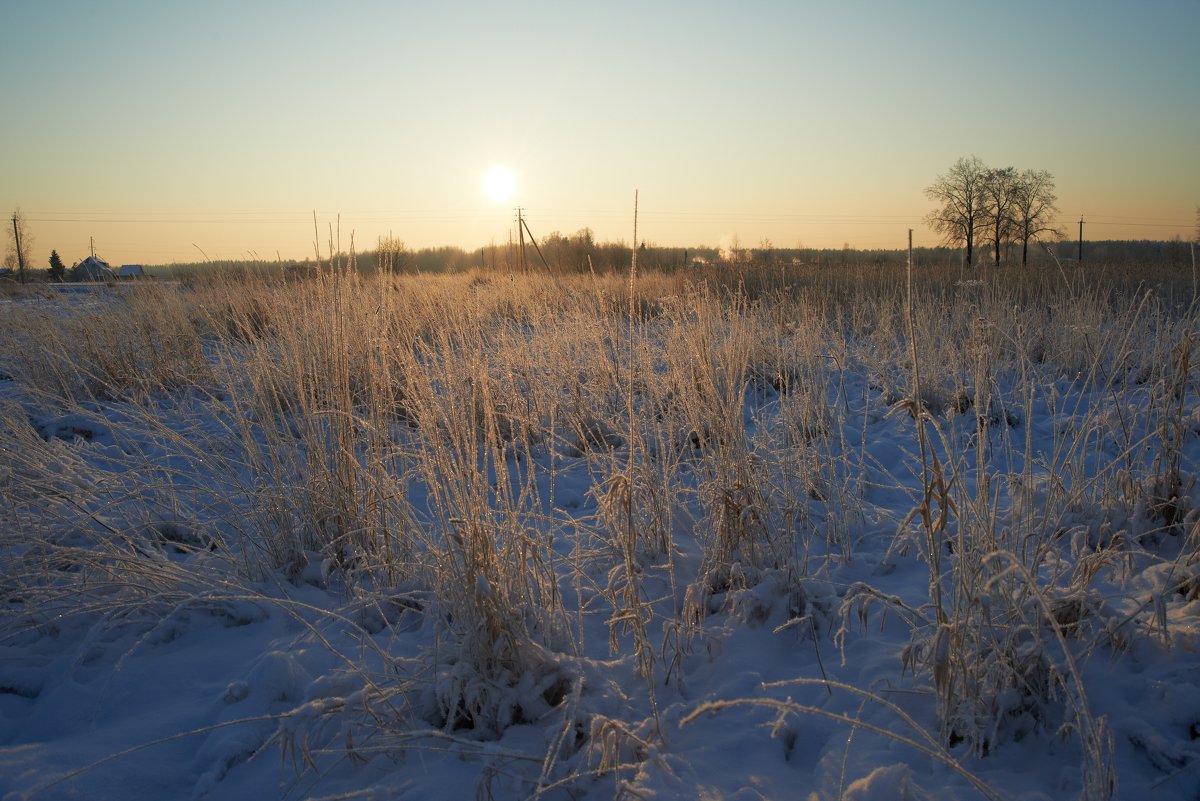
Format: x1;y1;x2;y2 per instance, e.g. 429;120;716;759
117;264;145;279
72;256;115;282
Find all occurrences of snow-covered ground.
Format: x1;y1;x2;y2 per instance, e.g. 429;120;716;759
1;274;1197;800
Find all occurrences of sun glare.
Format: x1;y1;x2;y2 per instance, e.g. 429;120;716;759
483;165;516;203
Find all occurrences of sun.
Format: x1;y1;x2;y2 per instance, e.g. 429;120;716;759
483;165;516;203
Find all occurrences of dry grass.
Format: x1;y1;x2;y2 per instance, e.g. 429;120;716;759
2;258;1196;798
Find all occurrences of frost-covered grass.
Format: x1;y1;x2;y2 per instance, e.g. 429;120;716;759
1;262;1198;800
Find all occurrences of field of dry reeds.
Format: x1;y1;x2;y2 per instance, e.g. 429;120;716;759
1;258;1198;799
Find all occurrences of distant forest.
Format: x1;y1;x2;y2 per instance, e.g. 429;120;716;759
154;233;1197;278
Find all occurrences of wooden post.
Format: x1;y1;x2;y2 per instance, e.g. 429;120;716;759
1078;215;1084;264
11;213;25;285
516;208;527;273
520;214;550;272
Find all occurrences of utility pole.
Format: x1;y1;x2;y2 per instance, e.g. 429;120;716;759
11;213;26;284
515;208;527;273
519;213;550;272
1078;215;1084;264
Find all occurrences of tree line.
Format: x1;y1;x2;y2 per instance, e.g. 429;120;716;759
10;191;1196;282
925;155;1062;267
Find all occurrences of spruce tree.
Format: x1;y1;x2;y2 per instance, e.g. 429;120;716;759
48;250;66;281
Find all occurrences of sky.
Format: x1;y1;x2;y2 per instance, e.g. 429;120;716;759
1;0;1197;266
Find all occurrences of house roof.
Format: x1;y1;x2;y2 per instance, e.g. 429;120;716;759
74;256;115;279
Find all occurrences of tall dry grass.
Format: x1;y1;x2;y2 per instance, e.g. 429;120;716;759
2;258;1196;798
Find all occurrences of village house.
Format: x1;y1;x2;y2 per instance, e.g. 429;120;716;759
71;256;115;282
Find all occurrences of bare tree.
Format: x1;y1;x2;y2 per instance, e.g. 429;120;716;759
982;166;1019;266
1012;170;1062;265
375;235;411;275
924;156;988;267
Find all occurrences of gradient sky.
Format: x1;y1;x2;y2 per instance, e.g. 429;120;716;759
2;0;1197;266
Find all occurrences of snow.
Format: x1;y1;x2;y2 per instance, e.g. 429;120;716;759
2;281;1199;801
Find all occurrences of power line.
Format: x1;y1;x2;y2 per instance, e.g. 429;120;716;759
18;208;1192;233
1050;218;1189;228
